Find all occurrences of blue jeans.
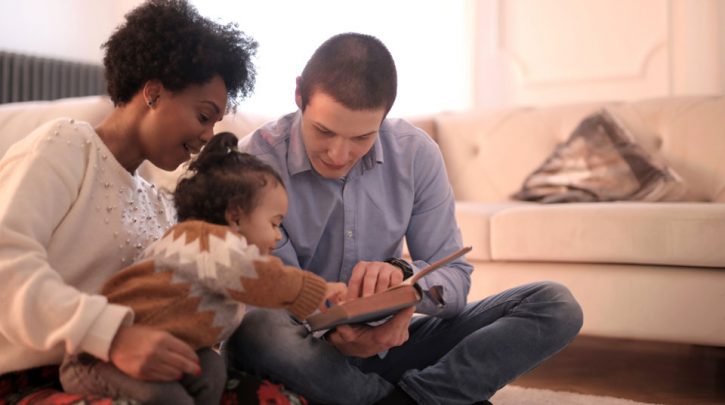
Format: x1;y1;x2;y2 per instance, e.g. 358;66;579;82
224;281;583;405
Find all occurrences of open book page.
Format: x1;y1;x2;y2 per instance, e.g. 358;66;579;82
305;246;472;331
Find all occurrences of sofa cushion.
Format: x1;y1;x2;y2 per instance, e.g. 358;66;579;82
0;96;113;158
434;95;725;203
512;109;687;203
649;97;725;203
454;201;523;261
215;111;271;138
0;95;272;192
489;202;725;267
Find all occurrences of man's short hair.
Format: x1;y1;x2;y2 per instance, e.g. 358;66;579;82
298;33;397;114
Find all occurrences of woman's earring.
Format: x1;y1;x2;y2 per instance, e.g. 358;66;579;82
146;95;159;108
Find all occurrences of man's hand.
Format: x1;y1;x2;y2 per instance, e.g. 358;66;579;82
347;261;405;300
328;260;412;357
327;306;415;358
109;324;200;381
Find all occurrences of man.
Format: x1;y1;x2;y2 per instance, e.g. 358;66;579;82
229;32;583;405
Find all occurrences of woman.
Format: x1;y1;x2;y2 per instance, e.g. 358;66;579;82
0;0;256;399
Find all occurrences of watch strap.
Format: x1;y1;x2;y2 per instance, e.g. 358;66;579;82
384;257;414;280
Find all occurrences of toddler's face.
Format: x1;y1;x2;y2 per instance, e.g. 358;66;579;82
232;182;287;255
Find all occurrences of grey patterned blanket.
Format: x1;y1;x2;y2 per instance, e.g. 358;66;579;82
513;109;686;203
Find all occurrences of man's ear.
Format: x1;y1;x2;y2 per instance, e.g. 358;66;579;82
294;76;303;110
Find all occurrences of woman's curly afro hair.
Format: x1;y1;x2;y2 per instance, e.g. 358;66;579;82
102;0;257;109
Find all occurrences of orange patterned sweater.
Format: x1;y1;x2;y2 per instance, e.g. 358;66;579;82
101;220;327;349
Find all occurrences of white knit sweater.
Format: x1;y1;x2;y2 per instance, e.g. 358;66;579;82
0;118;175;373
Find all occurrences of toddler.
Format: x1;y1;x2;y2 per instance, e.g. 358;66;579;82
60;132;346;404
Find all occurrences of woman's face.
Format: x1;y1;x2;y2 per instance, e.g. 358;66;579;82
229;181;288;255
141;75;228;171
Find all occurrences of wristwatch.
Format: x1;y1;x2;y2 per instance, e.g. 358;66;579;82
384;257;414;280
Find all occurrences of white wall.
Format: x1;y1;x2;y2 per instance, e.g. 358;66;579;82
191;0;475;117
0;0;140;63
1;0;722;113
474;0;724;108
0;0;474;117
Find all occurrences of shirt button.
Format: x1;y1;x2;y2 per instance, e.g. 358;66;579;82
345;230;353;239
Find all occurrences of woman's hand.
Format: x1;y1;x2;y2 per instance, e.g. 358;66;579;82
109;324;200;381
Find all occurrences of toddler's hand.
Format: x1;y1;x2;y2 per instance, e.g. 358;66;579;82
322;282;347;309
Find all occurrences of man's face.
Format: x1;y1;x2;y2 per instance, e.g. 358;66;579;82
298;91;386;179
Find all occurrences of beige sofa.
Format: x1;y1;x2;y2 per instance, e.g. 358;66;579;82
1;95;723;347
432;96;725;347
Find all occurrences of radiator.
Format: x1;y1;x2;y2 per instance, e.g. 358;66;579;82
0;51;106;104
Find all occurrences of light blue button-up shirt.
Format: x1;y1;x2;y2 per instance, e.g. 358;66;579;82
241;111;472;317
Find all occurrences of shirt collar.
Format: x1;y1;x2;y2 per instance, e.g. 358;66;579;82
288;111;312;176
365;131;384;170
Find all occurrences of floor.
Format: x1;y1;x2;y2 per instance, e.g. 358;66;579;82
511;335;725;405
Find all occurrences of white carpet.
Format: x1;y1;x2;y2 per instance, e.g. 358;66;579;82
490;385;664;405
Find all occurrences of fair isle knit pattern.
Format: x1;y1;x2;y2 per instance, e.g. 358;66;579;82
102;221;328;349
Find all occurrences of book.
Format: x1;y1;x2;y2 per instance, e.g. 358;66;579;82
305;246;472;331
